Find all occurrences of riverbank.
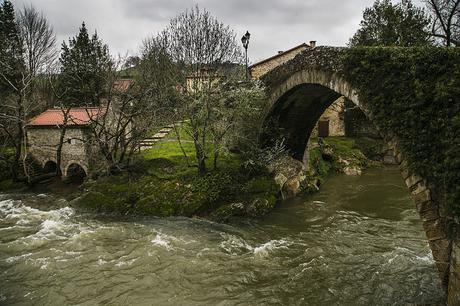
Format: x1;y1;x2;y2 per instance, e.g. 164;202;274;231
0;133;388;221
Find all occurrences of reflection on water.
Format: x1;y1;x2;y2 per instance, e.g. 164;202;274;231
0;167;444;305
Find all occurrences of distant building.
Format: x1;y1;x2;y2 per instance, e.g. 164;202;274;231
310;97;346;137
26;108;103;179
185;67;222;93
250;41;345;138
249;41;315;79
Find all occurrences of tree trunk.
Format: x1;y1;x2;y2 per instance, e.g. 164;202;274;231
12;95;24;181
56;128;66;177
213;142;219;170
174;123;191;167
194;140;206;174
56;108;71;177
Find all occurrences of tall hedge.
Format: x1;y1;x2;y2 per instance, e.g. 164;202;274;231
343;47;460;216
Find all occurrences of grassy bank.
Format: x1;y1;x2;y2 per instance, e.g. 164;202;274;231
74;130;279;221
75;134;382;220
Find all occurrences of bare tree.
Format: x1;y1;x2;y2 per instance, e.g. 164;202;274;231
425;0;460;46
17;4;57;76
81;53;177;174
157;5;244;174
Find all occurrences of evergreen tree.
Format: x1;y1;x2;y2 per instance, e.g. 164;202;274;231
0;0;24;96
350;0;432;47
58;22;111;106
0;0;27;181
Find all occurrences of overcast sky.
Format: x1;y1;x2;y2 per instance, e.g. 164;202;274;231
9;0;419;64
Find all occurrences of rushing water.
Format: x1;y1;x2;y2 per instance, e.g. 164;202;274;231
0;167;444;305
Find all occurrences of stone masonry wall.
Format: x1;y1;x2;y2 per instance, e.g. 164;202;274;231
449;236;460;304
250;46;309;79
310;97;346;137
26;127;90;177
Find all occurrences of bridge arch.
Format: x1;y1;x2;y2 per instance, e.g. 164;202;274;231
263;67;452;291
264;70;369;163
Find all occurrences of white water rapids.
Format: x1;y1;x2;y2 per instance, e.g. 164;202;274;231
0;167;444;305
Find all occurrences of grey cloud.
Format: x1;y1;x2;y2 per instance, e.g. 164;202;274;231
12;0;386;60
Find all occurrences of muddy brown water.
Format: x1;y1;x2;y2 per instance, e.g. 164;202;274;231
0;167;444;305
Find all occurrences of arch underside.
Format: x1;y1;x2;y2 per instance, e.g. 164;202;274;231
264;83;342;160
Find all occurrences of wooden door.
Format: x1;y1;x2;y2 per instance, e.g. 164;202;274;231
318;120;330;138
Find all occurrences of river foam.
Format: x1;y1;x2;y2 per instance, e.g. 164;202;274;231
219;233;292;258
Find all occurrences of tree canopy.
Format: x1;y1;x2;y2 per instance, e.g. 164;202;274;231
58;22;112;106
350;0;432;47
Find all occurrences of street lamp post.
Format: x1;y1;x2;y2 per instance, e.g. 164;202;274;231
241;31;250;82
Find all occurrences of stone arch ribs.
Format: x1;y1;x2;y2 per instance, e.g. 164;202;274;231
260;47;453;293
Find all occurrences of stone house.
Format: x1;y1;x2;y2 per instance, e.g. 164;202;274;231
250;41;346;137
26;107;103;179
185;67;223;93
249;42;314;79
310;97;346;137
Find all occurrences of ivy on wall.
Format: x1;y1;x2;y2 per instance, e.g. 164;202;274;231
343;47;460;216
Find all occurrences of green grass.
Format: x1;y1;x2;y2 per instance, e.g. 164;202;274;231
76;125;278;220
142;124;241;171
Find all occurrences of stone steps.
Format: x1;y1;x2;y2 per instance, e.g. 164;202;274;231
138;122;182;151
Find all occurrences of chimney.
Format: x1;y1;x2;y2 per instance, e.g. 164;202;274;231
310;40;316;48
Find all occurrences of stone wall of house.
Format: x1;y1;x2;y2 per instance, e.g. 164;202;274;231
26;127;90;177
310;97;346;137
448;235;460;305
250;46;309;79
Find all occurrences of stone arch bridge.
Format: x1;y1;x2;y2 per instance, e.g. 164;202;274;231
259;46;459;303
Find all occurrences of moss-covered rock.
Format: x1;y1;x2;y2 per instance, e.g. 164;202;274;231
246;197;277;217
71;191;124;212
0;179;27;192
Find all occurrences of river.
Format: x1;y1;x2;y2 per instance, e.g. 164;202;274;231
0;167;444;305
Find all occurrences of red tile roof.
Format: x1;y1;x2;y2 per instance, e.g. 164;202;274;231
27;107;103;127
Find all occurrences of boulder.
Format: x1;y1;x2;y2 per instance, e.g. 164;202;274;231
246;198;276;217
343;166;362;176
267;155;307;199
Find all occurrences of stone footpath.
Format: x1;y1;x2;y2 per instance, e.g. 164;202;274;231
138;122;184;151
